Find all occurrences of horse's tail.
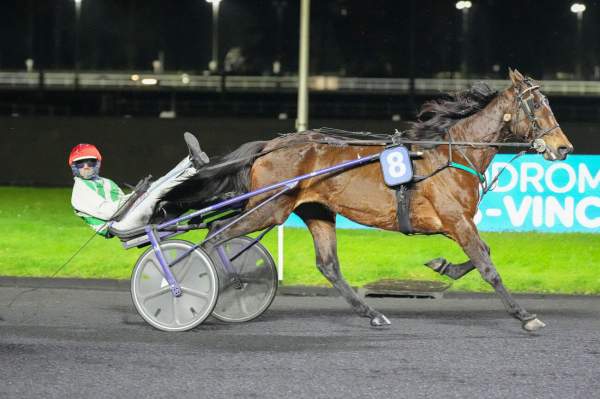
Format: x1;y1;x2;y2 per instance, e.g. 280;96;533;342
198;140;268;194
164;140;268;209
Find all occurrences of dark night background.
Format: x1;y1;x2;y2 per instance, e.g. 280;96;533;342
1;0;600;186
1;0;600;78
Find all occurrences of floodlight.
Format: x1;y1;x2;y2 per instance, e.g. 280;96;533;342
570;3;586;13
456;1;472;10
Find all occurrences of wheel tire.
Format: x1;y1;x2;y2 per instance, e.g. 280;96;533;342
208;236;278;323
131;240;219;332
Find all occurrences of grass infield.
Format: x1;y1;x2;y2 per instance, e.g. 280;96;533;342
1;187;599;294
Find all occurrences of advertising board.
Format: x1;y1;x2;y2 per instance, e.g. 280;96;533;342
284;155;600;233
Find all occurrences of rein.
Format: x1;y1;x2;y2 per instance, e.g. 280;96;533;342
289;128;530;200
199;127;533;193
198;82;555;198
316;127;533;148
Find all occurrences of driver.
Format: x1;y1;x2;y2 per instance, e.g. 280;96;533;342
69;132;208;237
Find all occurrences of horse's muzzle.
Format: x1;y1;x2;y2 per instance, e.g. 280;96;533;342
543;143;573;161
557;145;574;159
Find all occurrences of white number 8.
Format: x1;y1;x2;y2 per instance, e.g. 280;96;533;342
386;152;406;178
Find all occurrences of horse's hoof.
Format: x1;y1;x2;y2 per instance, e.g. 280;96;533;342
425;258;447;272
370;314;391;327
522;318;546;332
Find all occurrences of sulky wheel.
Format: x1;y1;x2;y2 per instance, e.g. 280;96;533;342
208;236;278;323
131;240;218;332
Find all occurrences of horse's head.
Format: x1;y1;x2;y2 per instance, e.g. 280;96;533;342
507;68;574;160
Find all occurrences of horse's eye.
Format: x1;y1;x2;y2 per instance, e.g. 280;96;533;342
534;102;541;110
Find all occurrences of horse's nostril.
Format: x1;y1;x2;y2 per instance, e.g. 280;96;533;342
558;146;572;156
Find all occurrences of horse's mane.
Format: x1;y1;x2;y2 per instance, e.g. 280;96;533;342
284;82;499;147
407;81;498;141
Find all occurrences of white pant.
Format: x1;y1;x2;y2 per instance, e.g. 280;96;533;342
111;157;196;231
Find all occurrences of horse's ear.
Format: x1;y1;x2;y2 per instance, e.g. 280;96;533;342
508;67;522;86
513;69;525;80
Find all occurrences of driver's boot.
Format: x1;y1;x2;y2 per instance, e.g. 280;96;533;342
184;132;210;169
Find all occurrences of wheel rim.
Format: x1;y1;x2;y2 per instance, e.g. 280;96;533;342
131;240;218;331
209;237;278;323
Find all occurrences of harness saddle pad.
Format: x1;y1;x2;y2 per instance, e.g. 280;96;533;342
379;145;415;235
380;145;413;186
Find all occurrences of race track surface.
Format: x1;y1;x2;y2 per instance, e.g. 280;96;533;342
1;287;599;399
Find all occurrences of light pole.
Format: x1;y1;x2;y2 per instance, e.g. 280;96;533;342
456;1;472;78
272;0;287;75
296;0;310;132
26;0;35;71
74;0;82;84
571;3;586;79
206;0;222;73
408;0;416;112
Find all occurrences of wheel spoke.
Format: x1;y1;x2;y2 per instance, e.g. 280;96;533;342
210;238;277;323
148;258;165;277
140;286;171;304
236;295;250;315
181;286;210;300
243;277;272;286
238;250;251;275
175;253;194;283
172;296;181;326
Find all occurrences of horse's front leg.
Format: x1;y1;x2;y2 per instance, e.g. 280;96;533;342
451;218;545;332
424;258;476;280
424;242;490;280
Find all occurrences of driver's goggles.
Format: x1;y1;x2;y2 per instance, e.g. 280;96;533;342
74;159;98;168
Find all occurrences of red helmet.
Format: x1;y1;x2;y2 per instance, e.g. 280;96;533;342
68;144;102;166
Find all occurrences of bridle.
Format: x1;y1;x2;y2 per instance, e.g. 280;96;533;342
513;78;561;153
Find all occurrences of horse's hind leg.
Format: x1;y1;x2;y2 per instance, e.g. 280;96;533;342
295;203;391;327
450;217;545;332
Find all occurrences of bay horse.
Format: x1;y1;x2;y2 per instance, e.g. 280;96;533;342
164;69;573;331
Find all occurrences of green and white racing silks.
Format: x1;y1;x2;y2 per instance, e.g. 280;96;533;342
71;176;129;237
71;157;197;236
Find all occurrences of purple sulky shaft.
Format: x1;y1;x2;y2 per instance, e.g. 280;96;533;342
157;153;381;230
145;226;182;297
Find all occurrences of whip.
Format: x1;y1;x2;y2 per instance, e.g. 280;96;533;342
4;178;148;311
6;226;100;310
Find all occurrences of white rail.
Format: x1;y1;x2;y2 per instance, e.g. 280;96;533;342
2;71;600;96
